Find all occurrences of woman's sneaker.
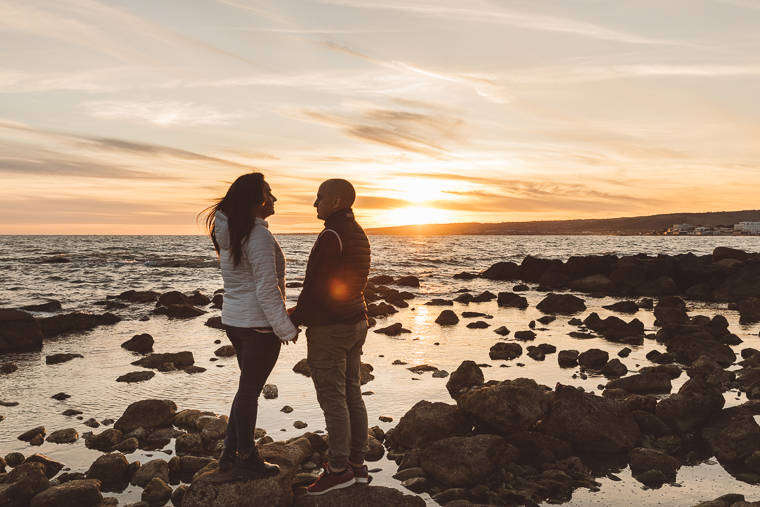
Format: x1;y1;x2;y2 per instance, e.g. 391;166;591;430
348;463;369;484
306;464;355;495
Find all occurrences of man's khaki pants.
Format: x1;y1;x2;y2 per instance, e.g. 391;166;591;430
306;320;369;469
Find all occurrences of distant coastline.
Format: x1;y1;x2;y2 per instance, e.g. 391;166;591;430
365;209;760;236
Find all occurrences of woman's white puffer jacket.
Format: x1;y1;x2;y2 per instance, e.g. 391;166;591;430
214;211;297;341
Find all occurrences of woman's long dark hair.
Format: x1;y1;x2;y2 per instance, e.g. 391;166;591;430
199;172;266;268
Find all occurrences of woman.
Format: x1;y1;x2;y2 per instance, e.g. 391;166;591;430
200;172;298;476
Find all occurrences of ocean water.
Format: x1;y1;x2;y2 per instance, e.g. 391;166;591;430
1;234;759;506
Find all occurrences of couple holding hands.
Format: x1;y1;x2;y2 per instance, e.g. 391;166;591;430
200;174;371;496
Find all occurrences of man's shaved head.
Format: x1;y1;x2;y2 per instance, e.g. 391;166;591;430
319;179;356;207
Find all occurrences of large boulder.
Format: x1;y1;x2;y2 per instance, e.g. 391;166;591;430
457;378;551;434
578;349;608;369
563;255;616;280
489;342;523;361
0;462;50;507
121;334;154;354
713;247;749;263
393;401;471;450
419;435;518;488
29;479;103;507
520;256;554;282
536;294;586;314
610;262;646;288
85;429;123;451
656;376;725;433
182;438;311;507
132;352;195;370
712;266;760;302
156;291;191;307
665;332;736;367
701;407;760;464
738;298;760;324
23;454;65;478
481;262;521;281
85;453;133;490
606;373;672;394
603;318;645;343
0;309;44;352
540;384;642;453
37;312;119;339
446;361;484;400
130;459;169;487
293;485;425;507
114;399;177;434
634;277;678;296
434;310;459;325
568;275;619;294
629;448;680;482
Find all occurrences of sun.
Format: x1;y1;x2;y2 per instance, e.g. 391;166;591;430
384;206;455;227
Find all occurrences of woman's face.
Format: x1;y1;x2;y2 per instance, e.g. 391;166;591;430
256;181;276;219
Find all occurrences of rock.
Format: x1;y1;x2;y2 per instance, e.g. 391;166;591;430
578;349;608;369
293;485;425;507
0;462;50;507
401;477;428;493
481;262;521;281
457;378;551;434
540;384;642;453
114;290;160;303
37;312;119;339
45;428;78;444
214;345;236;357
18;426;46;442
116;371;155;383
204;316;224;330
537;316;556;324
175;433;204;454
514;330;536;341
603;318;645;343
600;358;628;378
45;353;83;365
526;348;545;361
29;479;103;507
558;350;579;368
493;326;510;336
701;407;760;464
142;477;172;504
0;309;44;352
156;291;191;307
665;332;736;367
114;399;177;434
395;276;420;287
536;294;586;314
201;418;227;444
630;448;680;483
496;292;528;308
85;429;123;450
155;304;205;318
132;352;194;370
5;452;25;467
374;323;411;336
489;342;522;360
121;334;154;354
713;246;749;263
446;361;484;399
739;298;760;324
261;384;278;399
568;275;619;294
435;310;459;325
171;485;189;507
419;435;518;488
635;277;678;296
632;411;672;438
131;459;169;487
425;299;453;306
86;453;132;489
656;376;725;433
183;439;310;507
603;301;640;313
23;454;65;478
369;275;394;285
466;321;490;329
393;401;472;450
51;392;71;401
610;263;646;289
30;434;44;446
520;256;554;282
655;306;690;326
188;292;211;306
111;438;138;454
292;358;311;377
607;373;672;394
19;300;62;312
453;272;477;280
1;362;18;374
713;266;760;302
432;370;449;378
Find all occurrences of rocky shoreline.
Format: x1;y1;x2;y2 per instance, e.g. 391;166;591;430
2;246;760;506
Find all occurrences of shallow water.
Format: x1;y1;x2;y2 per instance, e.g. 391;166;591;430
1;234;760;505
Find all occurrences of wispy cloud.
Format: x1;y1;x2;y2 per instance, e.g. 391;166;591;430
286;100;468;156
83;101;245;127
318;0;678;45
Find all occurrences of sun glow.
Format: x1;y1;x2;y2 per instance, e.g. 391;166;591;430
384;206;456;227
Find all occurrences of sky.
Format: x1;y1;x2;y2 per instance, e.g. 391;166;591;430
1;0;759;234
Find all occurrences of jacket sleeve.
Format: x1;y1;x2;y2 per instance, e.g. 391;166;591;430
246;231;298;341
288;230;342;327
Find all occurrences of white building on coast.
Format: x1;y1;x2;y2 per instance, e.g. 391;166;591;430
735;221;760;234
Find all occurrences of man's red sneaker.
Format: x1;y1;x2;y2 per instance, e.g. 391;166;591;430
349;463;369;484
306;464;355;495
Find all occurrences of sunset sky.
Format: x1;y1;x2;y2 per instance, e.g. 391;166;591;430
2;0;759;234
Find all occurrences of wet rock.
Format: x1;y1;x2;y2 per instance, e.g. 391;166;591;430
654;306;690;326
51;392;71;400
446;361;484;399
113;290;159;303
712;266;760;302
470;291;497;303
526;347;545;361
24;454;65;478
46;428;78;444
635;277;678;296
520;256;554;282
18;426;46;442
457;378;551;434
214;345;236;357
1;362;18;374
536;294;586;314
395;276;420;287
38;312;119;339
514;284;530;291
665;332;736;367
370;275;394;285
738;298;760;324
568;275;619;294
600;358;628;378
603;301;640;313
155;304;205;318
425;299;453;306
514;330;536;341
85;429;123;451
116;371;155;383
175;433;204;454
606;373;672;394
610;263;647;289
466;321;490;329
374;323;412;336
19;300;62;312
0;309;44;353
293;485;425;507
360;363;375;385
30;434;44;446
121;334;154;354
111;438;138;454
481;262;521;281
367;302;398;318
702;406;760;464
656;375;724;433
493;326;510;336
713;247;749;263
540;384;642;453
632;411;672;438
419;434;518;488
188;292;211;306
489;342;522;360
453;272;477;280
29;479;103;507
142;477;172;504
393;401;472;450
630;448;680;483
132;352;195;370
602;318;645;344
435;310;459;325
5;452;25;467
86;453;133;491
201;418;227;444
292;358;311;377
496;292;528;308
114;399;177;434
618;347;632;358
131;459;169;487
204;317;224;330
0;462;50;507
558;350;579;368
578;349;608;369
537;316;556;324
156;291;191;307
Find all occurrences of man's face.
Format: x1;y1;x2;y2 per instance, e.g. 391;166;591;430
314;184;336;221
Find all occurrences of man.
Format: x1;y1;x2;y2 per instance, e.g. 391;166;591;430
289;178;371;495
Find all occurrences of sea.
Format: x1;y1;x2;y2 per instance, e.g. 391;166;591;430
1;234;759;506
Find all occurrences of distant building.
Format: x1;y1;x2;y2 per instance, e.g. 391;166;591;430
735;221;760;234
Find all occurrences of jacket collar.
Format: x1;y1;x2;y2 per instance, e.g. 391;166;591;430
255;217;270;228
324;208;354;227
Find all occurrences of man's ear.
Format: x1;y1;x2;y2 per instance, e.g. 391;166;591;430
332;195;342;210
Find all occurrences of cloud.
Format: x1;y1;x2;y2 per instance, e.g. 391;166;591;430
355;195;411;209
318;0;678;45
83;101;245;127
286;100;468;156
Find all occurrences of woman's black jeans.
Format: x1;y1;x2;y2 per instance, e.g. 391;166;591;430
223;326;281;456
